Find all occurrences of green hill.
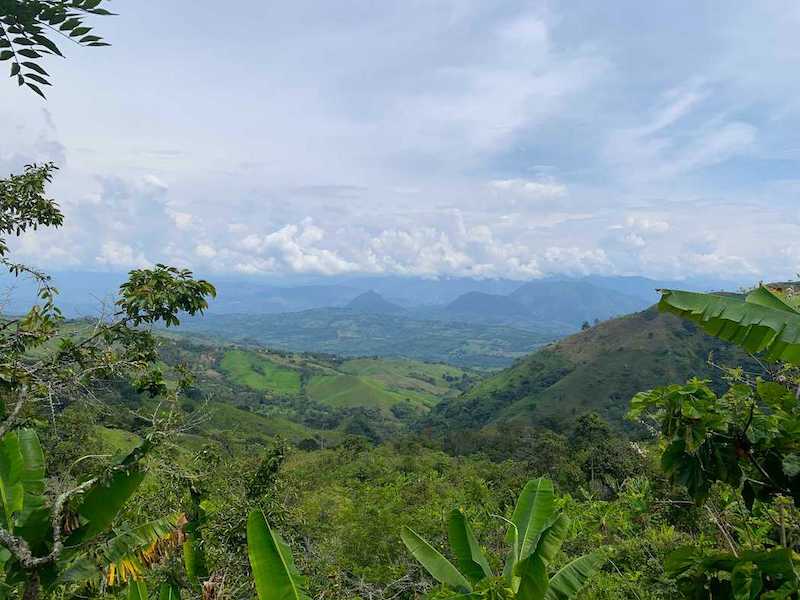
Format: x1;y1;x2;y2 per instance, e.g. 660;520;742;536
423;305;754;432
155;338;474;443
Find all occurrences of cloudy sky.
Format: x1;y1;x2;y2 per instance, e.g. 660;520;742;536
2;1;800;281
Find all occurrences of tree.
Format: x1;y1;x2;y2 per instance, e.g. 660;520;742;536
401;478;605;599
628;283;800;598
0;163;215;598
1;0;112;97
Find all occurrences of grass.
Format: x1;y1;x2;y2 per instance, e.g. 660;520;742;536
95;426;141;454
306;374;408;410
219;349;302;395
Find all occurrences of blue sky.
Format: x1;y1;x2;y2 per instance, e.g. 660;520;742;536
2;1;799;281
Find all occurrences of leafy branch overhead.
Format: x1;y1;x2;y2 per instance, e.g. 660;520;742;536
0;0;113;97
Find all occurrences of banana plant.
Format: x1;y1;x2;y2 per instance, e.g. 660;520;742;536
0;428;150;599
658;285;800;365
246;509;309;600
401;478;604;599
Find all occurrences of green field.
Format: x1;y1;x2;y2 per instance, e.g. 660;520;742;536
306;374;410;410
219;349;302;394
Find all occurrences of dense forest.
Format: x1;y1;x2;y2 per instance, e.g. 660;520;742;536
3;2;800;599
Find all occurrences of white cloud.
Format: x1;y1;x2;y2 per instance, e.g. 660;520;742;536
194;243;217;258
95;241;151;268
488;178;567;199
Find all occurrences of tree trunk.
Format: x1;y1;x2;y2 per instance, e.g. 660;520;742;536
22;571;39;600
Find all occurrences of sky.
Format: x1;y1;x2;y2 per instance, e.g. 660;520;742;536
2;0;800;282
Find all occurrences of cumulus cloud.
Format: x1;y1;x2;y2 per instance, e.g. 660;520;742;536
3;3;800;282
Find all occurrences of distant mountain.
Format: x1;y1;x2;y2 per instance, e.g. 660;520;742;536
422;305;754;431
346;291;404;314
1;270;749;323
509;280;648;327
174;308;559;368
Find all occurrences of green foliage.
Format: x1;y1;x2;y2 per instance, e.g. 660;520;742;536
127;580;148;600
629;378;800;507
0;0;112;97
666;546;799;599
0;429;149;596
118;265;216;327
247;509;309;600
401;478;604;599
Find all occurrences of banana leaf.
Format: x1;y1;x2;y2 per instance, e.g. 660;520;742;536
658;286;800;364
544;552;605;600
448;509;492;583
401;526;472;593
247;510;309;600
127;580;148;600
158;582;181;600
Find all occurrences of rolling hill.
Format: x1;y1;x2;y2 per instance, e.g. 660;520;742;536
153;336;475;444
422;305;755;433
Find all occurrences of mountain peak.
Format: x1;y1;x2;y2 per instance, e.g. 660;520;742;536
346;290;404;314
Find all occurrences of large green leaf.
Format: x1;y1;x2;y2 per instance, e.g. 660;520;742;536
533;514;571;567
516;553;549;600
0;429;47;546
247;510;310;600
509;479;555;561
447;509;492;583
400;526;472;593
544;552;605;600
127;580;148;600
731;561;762;600
67;466;145;545
658;286;800;364
158;582;181;600
0;431;26;530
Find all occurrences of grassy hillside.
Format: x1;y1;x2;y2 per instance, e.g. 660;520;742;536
424;305;754;432
155;338;473;443
219;349;303;394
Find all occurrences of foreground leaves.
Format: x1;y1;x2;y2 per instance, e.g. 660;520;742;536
658;286;800;365
247;510;310;600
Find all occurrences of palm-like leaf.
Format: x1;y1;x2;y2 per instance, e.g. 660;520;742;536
516;552;549;600
247;510;310;600
533;515;570;567
158;582;181;600
67;459;146;545
400;526;472;593
510;479;555;560
658;286;800;364
127;580;148;600
0;429;45;533
448;509;492;583
544;552;605;600
99;515;183;586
